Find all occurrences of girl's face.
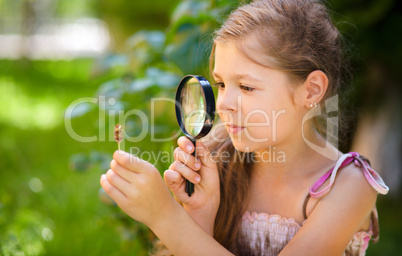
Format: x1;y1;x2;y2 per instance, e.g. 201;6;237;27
213;42;304;152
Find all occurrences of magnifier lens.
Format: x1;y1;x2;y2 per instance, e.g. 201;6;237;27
175;75;215;197
180;78;206;137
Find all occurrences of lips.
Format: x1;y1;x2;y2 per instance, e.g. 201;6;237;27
225;124;245;134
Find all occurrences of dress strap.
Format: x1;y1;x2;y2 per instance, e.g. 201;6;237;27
309;152;389;199
302;193;311;220
371;207;380;243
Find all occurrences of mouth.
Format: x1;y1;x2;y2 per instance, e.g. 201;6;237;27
225;124;245;134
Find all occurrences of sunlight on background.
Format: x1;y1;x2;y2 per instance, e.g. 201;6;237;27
0;76;63;129
0;18;110;59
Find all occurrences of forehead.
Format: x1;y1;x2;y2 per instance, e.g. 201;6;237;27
213;41;296;91
213;42;270;79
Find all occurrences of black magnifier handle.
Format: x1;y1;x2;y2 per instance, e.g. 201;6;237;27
185;137;196;197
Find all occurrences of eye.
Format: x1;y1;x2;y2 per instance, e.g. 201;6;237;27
240;85;255;92
213;82;225;90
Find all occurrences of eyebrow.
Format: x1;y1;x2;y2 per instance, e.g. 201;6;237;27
212;71;261;83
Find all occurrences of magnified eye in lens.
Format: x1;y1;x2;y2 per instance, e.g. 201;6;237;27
181;78;206;137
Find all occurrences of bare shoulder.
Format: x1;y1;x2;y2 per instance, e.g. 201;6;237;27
279;161;378;256
335;162;378;199
314;161;378;224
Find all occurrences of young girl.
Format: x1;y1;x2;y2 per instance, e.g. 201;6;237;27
100;0;389;255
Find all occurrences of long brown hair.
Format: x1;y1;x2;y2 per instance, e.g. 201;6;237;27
212;0;346;253
153;0;347;254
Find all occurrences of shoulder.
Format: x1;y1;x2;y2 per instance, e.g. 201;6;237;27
309;152;380;204
314;153;378;218
333;160;378;199
280;154;378;255
305;161;377;248
324;162;378;218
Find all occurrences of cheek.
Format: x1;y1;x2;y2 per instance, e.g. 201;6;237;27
243;106;294;143
244;112;275;143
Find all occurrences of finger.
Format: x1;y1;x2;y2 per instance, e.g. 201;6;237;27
164;170;189;203
173;147;201;171
178;136;195;154
195;141;216;169
169;161;201;184
164;169;184;191
105;169;131;196
100;174;127;204
113;150;155;173
110;159;135;183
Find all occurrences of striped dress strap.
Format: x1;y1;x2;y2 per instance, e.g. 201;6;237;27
309;152;389;199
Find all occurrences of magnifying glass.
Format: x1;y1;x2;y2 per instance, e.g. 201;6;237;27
175;75;216;197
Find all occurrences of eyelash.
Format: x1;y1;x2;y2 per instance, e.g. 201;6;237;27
213;82;255;92
213;82;225;89
240;85;255;92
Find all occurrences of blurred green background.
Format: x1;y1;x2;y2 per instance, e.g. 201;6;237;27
0;0;401;255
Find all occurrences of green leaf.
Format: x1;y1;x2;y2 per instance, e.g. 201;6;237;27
165;24;213;74
92;54;129;74
127;30;166;51
96;79;125;99
68;102;95;118
129;67;181;92
170;0;210;24
147;67;181;88
126;30;166;71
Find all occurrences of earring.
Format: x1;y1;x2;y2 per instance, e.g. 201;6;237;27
309;102;317;108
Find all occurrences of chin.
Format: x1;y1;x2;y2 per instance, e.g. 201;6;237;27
231;139;256;153
231;137;277;153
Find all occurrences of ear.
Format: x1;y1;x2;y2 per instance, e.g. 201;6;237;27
303;70;328;108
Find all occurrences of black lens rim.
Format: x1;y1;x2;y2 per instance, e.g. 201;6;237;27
175;75;216;139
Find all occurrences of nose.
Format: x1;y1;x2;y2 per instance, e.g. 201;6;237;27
216;88;239;117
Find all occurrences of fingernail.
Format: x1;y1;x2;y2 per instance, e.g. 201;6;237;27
186;145;193;152
195;176;201;183
101;174;106;180
194;162;200;169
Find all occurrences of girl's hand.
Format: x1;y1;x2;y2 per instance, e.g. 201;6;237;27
164;136;220;234
100;150;176;228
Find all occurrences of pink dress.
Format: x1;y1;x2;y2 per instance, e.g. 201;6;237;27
240;152;389;256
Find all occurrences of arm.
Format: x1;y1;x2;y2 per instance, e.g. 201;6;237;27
278;164;378;256
149;200;233;256
182;201;217;236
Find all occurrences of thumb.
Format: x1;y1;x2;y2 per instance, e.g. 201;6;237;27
195;141;217;169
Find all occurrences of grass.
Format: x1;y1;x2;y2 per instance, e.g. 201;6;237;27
0;59;150;256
